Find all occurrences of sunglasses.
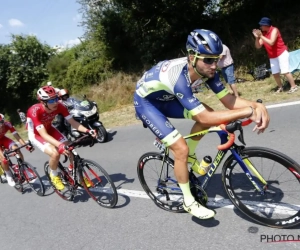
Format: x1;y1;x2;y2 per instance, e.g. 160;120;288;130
47;97;59;104
195;55;220;65
0;120;4;124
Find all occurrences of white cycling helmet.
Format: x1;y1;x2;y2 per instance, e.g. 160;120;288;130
0;113;5;123
37;86;57;101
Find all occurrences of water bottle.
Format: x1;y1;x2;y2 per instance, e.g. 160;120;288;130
198;156;212;176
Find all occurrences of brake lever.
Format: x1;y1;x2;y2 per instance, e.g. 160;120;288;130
63;155;68;163
225;120;246;145
237;128;246;145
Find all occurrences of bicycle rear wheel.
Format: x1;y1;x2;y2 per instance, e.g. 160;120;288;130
137;152;184;213
44;161;75;201
21;162;45;196
222;147;300;228
78;159;117;208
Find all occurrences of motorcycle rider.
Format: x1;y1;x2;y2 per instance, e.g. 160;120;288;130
58;89;70;103
56;89;71;136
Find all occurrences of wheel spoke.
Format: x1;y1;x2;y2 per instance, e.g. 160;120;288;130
79;160;117;208
223;147;300;228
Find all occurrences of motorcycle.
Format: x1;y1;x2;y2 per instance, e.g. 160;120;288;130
54;95;108;144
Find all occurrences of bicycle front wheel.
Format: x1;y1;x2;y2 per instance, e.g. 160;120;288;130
21;162;45;196
137;152;184;213
222;147;300;228
78;159;117;208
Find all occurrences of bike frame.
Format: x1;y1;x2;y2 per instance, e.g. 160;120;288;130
3;143;33;181
157;125;267;194
60;148;98;189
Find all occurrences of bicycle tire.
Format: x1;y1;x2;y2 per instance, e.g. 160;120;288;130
96;125;108;143
137;152;185;213
78;159;117;208
44;161;75;201
21;162;45;196
222;146;300;228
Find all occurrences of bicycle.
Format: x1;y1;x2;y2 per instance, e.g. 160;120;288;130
3;141;45;196
44;134;118;208
137;119;300;228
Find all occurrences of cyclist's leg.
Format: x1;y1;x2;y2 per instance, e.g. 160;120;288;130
270;58;283;91
224;65;239;97
0;137;17;186
186;103;214;161
50;126;74;170
135;95;214;219
29;128;67;190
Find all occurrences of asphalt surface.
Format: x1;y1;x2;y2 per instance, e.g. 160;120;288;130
1;102;300;250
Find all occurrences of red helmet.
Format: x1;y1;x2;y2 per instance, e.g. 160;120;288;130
37;86;57;101
0;113;4;123
58;89;69;98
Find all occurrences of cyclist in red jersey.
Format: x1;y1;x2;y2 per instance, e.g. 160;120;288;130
26;85;96;191
0;114;34;186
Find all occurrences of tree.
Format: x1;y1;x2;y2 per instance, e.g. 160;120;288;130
1;35;54;120
78;0;213;71
0;45;11;109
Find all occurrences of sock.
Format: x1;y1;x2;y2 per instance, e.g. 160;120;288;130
50;169;58;176
179;182;195;206
5;171;12;177
187;138;200;156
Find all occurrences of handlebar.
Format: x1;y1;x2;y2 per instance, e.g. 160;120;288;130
217;120;250;150
217;99;263;150
3;141;33;158
64;134;93;151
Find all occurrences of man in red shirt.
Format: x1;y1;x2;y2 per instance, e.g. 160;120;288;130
27;85;96;191
252;17;298;94
0;114;33;186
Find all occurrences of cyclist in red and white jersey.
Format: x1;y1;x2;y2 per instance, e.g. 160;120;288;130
27;85;96;191
0;114;34;186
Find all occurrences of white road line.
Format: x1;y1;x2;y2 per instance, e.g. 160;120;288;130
43;180;300;214
41;101;300;211
266;100;300;109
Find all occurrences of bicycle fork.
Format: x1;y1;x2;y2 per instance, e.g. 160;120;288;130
231;149;268;194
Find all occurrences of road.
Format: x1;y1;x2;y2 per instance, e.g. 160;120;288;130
1;101;300;250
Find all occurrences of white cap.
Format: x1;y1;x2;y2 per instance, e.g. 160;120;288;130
47;81;52;86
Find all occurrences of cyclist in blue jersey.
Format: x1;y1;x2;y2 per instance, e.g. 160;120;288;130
134;29;270;220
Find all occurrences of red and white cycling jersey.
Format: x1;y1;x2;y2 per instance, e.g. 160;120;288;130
0;121;17;139
27;103;72;135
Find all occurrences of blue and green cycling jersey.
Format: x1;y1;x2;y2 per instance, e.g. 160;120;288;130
134;57;229;146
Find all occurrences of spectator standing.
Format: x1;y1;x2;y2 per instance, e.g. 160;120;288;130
252;17;298;93
218;44;239;97
17;109;26;125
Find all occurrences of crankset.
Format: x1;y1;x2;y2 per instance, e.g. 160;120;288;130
190;184;208;206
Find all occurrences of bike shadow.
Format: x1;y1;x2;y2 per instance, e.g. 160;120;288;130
200;172;300;228
106;130;117;142
110;173;135;209
40;175;55;196
41;173;131;209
